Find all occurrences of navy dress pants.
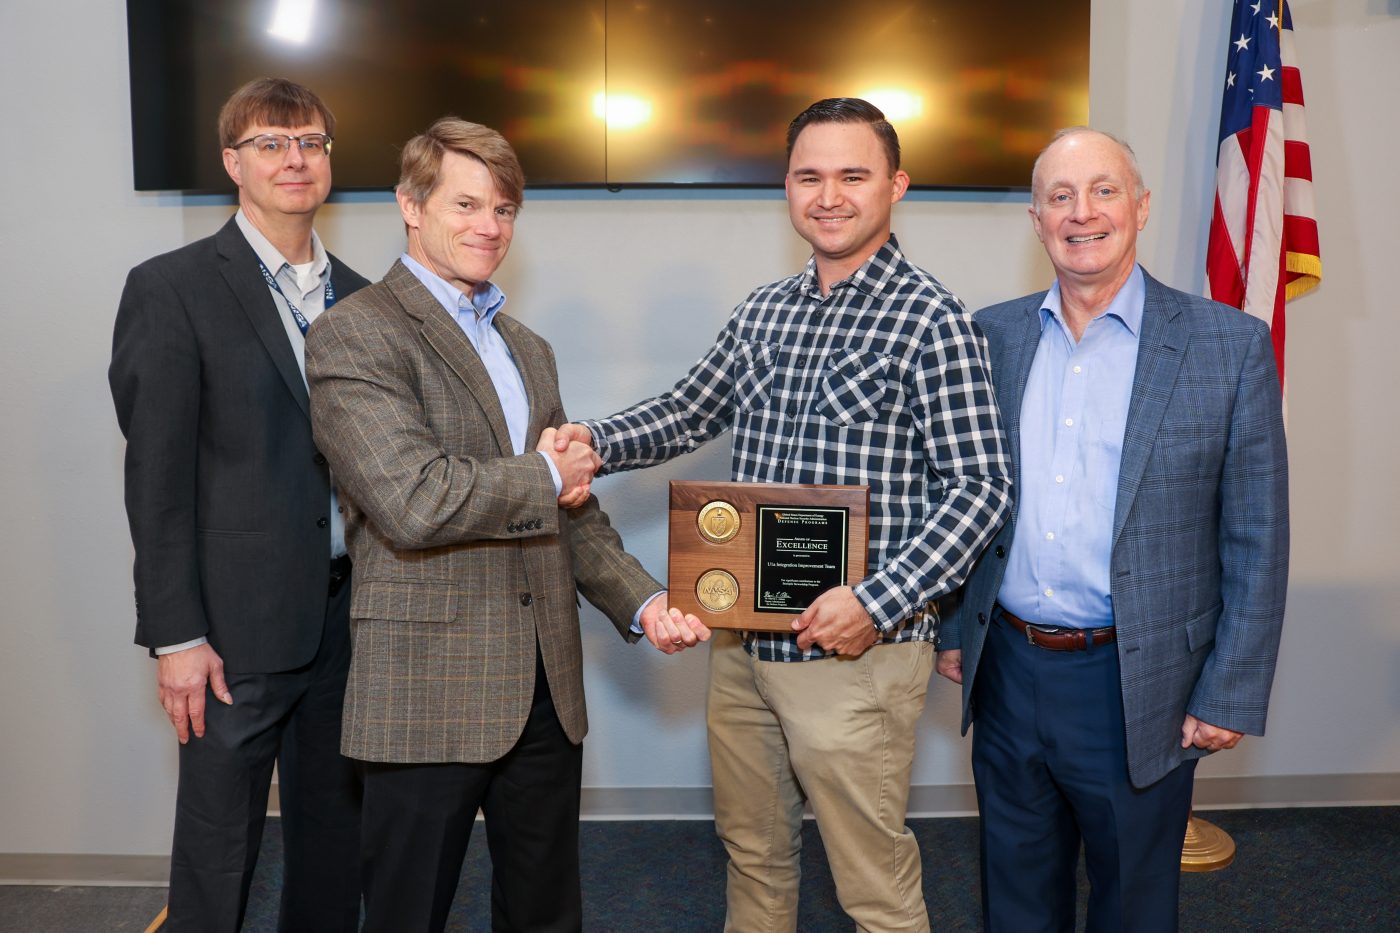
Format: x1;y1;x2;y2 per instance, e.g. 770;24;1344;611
971;613;1196;933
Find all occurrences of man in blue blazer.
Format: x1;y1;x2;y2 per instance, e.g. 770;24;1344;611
937;128;1288;932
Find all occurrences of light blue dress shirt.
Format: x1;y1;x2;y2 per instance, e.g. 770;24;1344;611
399;253;561;493
399;254;660;631
996;265;1145;629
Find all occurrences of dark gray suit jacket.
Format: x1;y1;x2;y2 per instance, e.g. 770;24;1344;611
110;217;369;672
942;270;1289;787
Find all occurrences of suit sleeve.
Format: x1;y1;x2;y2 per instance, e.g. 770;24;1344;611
306;300;560;551
564;498;663;643
530;347;661;642
108;263;208;650
1187;324;1289;735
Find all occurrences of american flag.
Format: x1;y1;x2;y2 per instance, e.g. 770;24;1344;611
1206;0;1321;390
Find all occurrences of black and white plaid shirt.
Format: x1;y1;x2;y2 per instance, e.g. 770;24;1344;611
585;237;1012;661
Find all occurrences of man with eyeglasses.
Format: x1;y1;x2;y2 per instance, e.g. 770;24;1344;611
109;77;368;932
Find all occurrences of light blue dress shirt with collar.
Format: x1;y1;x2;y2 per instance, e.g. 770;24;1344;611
996;265;1145;629
399;252;561;492
399;254;662;630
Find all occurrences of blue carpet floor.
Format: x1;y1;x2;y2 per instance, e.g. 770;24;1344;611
2;806;1396;931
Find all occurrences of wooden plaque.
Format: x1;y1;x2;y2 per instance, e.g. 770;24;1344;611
668;481;869;631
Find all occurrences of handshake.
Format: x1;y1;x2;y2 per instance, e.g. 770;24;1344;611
535;422;602;510
535;422;710;654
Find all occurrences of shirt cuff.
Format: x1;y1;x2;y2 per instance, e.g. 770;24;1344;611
155;637;208;656
538;451;563;496
631;590;666;635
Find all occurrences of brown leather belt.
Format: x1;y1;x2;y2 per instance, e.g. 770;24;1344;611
998;606;1115;652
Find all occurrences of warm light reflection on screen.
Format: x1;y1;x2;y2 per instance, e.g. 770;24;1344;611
127;0;1088;191
593;92;654;131
267;0;315;44
858;90;925;125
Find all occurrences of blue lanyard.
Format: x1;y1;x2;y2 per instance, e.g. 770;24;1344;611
257;259;337;336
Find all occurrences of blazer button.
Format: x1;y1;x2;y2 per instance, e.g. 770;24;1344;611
532;519;543;529
313;453;327;465
520;593;533;607
977;612;987;625
316;517;328;528
995;546;1006;558
507;522;518;533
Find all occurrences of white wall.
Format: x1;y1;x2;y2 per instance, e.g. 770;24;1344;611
1;0;1395;858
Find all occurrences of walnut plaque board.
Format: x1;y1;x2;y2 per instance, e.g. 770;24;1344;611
668;481;869;631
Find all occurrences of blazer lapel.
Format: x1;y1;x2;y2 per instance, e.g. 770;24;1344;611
495;314;552;444
385;262;516;456
216;219;311;420
998;297;1047;504
1112;272;1188;544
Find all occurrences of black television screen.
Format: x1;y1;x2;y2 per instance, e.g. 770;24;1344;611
126;0;1089;192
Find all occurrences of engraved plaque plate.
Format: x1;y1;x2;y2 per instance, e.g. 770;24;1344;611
753;506;848;614
668;481;869;631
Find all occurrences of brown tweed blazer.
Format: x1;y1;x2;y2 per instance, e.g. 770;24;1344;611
305;260;661;764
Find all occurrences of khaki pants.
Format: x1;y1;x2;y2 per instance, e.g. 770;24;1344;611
707;630;934;933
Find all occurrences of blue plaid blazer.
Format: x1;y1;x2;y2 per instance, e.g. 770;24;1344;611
942;270;1289;787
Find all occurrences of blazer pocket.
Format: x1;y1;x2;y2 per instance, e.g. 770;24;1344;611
1150;430;1224;479
352;579;460;623
196;528;268;539
813;349;894;427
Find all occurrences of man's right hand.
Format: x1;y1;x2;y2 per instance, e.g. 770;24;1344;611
552;422;595;453
157;642;232;744
935;649;963;685
538;427;601;507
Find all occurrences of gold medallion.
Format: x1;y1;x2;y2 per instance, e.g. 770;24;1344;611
697;500;741;544
696;569;740;613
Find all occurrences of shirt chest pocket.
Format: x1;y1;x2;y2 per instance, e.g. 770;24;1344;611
732;340;778;414
814;349;896;427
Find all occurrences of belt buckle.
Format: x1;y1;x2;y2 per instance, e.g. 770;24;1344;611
1025;622;1062;646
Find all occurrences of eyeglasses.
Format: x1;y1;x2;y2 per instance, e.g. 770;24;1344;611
231;133;333;158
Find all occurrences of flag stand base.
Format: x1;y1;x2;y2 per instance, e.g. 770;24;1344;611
1181;813;1235;872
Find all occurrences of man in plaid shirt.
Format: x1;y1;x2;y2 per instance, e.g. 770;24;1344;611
560;99;1011;931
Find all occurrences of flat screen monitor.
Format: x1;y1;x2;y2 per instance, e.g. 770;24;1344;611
126;0;1089;192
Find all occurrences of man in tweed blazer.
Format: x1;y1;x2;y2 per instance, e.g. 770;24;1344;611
305;118;701;933
937;129;1288;932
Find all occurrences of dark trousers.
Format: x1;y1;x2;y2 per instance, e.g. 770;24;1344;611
971;613;1196;933
359;649;584;933
167;578;361;933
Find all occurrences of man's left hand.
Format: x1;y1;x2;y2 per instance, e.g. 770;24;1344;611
640;592;711;655
1181;714;1244;752
791;586;878;657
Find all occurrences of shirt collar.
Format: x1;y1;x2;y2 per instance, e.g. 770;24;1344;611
793;234;907;299
234;208;329;286
400;252;507;324
1039;264;1146;337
